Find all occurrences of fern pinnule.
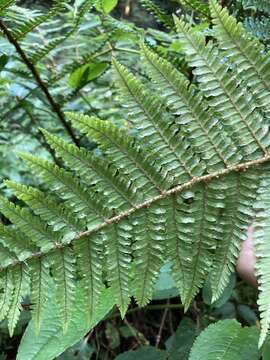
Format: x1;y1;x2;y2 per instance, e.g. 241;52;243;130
75;234;104;324
132;200;167;307
0;223;37;261
51;247;76;332
0;269;14;325
105;220;132;316
7;264;29;337
30;257;50;332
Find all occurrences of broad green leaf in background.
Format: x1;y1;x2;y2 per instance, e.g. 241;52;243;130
68;62;108;89
152;263;179;300
17;284;115;360
96;0;118;14
114;346;167;360
189;320;261;360
166;318;197;360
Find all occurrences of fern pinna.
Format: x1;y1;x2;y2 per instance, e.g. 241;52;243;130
1;0;270;346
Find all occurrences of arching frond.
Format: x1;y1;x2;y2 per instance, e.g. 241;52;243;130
11;0;67;41
0;7;270;347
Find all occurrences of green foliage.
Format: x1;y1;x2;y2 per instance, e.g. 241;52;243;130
96;0;118;14
0;1;270;350
17;285;115;360
189;320;261;360
1;0;270;358
114;347;167;360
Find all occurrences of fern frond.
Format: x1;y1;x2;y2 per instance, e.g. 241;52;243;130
17;152;109;225
7;264;29;337
28;35;67;64
0;196;61;252
42;130;138;209
0;269;14;323
67;113;167;196
1;10;270;342
75;234;104;324
11;0;67;41
51;247;76;332
30;257;50;332
5;181;86;242
209;0;270;115
174;16;270;158
175;0;210;18
132;200;167;306
0;0;16;14
113;59;205;184
254;175;270;347
210;170;259;301
242;0;270;14
141;44;241;170
105;220;132;315
139;0;174;29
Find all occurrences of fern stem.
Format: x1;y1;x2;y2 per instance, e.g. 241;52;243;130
114;47;140;54
0;20;79;147
2;153;270;273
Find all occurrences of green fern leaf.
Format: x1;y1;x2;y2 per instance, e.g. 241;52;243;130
210;170;259;301
139;0;174;29
11;0;67;40
7;264;29;337
175;0;210;18
132;199;167;307
67;113;167;195
105;220;132;315
0;243;17;268
0;196;61;252
0;0;16;13
51;247;76;332
0;269;14;323
30;257;51;332
141;44;241;170
17;152;108;225
253;175;270;347
42;130;138;209
112;59;205;184
209;0;270;115
74;234;104;324
5;181;86;242
174;16;270;158
0;224;37;261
